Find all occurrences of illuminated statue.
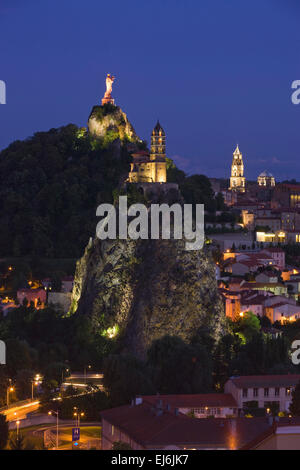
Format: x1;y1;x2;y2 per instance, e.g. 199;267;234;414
102;74;116;105
105;74;115;97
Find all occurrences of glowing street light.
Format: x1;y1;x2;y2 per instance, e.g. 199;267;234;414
7;381;14;407
84;365;91;384
73;407;85;427
31;374;42;401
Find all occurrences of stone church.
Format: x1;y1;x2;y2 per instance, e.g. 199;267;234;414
128;121;167;183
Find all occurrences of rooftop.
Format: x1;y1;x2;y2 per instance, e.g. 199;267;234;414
142;393;237;409
100;400;300;449
228;374;300;388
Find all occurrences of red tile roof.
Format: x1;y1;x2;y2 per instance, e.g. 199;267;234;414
100;402;290;449
142;393;237;408
263;248;285;253
228;374;300;388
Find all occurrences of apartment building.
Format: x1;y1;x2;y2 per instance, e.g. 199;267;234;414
225;375;300;412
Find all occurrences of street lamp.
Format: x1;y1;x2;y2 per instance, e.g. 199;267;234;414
48;411;59;449
31;381;38;401
7;381;14;407
73;407;84;427
84;365;91;384
61;367;70;384
16;420;20;439
31;374;42;400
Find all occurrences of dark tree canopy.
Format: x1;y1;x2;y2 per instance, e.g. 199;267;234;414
0;414;9;450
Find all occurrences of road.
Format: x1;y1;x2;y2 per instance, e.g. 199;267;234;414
3;400;40;421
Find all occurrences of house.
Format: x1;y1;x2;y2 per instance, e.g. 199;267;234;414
142;394;238;419
242;282;287;297
255;216;281;232
263;295;296;308
100;398;285;450
265;302;300;323
262;248;285;270
242;418;300;450
240;291;270;317
224;375;300;413
281;267;300;282
231;261;258;276
219;289;241;320
17;287;46;307
255;271;278;284
286;275;300;300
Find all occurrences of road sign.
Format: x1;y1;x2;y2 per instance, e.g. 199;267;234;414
72;427;80;441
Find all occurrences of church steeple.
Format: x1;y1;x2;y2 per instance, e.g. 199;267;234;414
229;145;246;192
150;120;166;161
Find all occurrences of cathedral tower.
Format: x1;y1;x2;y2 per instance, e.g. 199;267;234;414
150;121;166;161
229;145;246;192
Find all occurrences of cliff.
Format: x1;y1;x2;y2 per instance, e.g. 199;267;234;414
69;234;226;358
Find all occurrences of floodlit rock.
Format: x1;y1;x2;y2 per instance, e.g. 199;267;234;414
70;234;226;358
88;104;140;143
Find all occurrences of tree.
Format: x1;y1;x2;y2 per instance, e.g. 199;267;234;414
103;354;154;407
0;414;9;449
237;311;261;343
147;335;213;394
112;441;132;450
290;380;300;416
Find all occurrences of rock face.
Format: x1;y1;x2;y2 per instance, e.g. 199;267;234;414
88;104;140;143
70;235;226;358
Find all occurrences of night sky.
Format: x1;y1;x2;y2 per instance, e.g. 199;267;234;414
0;0;299;180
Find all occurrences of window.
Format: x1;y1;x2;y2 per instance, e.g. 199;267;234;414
242;388;248;398
264;388;269;397
275;388;280;397
286;387;291;396
253;388;258;397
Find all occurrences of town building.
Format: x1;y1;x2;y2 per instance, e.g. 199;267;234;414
100;396;300;450
142;394;238;419
272;183;300;209
224;375;300;413
255;271;278;284
262;248;285;270
242;418;300;450
17;287;46;308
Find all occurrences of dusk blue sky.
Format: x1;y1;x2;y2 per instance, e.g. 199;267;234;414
0;0;299;180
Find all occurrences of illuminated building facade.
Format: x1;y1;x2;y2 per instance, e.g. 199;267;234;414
128;121;167;183
257;171;275;187
229;145;246;192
